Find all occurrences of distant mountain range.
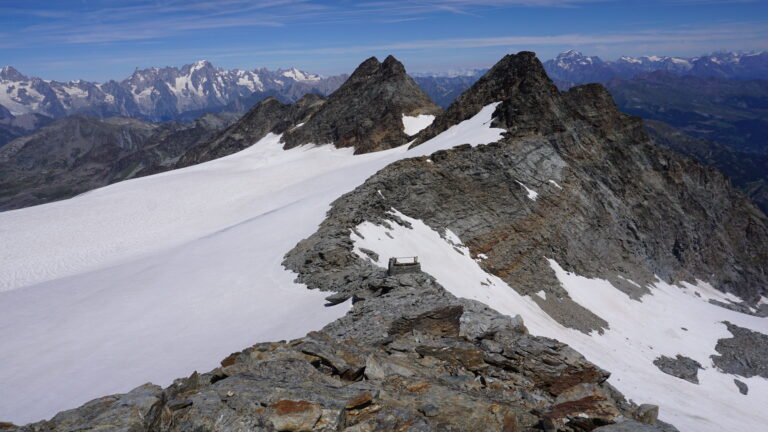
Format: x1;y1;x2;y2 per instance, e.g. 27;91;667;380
2;50;763;123
2;50;767;212
543;50;768;85
0;62;347;123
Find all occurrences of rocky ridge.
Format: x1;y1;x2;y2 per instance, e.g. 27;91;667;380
644;119;768;214
287;52;768;330
176;94;326;168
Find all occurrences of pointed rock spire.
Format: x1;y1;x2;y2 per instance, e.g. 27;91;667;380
281;55;441;154
414;51;561;143
414;51;629;146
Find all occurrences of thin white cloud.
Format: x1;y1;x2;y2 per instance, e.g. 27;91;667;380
216;22;768;56
5;0;613;46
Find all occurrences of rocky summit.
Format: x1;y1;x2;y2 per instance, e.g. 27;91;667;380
1;51;767;432
281;55;441;154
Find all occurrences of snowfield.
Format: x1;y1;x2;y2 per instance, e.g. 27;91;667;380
0;104;504;424
351;209;768;432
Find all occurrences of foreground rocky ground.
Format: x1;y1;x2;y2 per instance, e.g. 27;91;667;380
2;272;675;432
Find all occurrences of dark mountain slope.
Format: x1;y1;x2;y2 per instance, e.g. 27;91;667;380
0;107;53;148
605;72;768;154
644;119;768;213
178;55;442;166
176;94;325;168
0;113;235;210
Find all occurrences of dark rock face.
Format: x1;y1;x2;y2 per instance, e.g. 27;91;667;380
0;112;53;148
177;56;441;167
652;355;703;384
711;321;768;378
282;56;441;154
0;113;236;211
177;94;325;168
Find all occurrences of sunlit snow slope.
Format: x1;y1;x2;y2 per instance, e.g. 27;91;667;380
0;104;504;424
351;210;768;432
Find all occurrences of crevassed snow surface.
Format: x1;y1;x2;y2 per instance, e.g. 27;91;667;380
402;114;436;136
351;210;768;432
0;103;504;424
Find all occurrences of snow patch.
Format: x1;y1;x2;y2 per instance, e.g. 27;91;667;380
549;179;563;189
517;181;538;200
402;114;435;136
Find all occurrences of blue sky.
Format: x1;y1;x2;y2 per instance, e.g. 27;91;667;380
1;0;767;81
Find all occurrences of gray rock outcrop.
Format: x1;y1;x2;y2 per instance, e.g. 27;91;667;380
711;321;768;378
286;52;768;335
652;355;703;384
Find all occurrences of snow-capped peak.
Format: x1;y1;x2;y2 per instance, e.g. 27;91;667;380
619;56;641;64
559;49;583;58
0;66;27;81
191;60;213;72
281;67;321;82
555;50;598;69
